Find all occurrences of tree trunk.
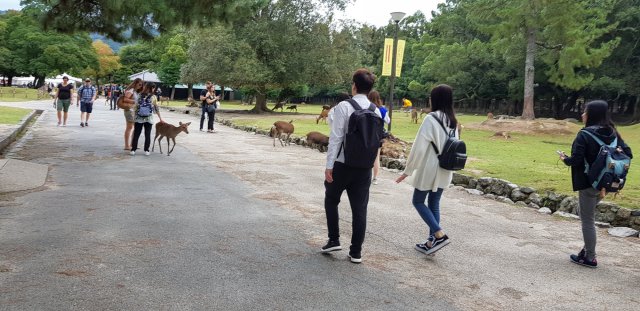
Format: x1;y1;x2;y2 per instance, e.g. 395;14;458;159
170;86;176;100
250;86;270;113
34;75;46;89
220;85;225;100
522;26;536;120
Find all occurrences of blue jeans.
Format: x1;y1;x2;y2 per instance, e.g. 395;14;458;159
412;188;444;236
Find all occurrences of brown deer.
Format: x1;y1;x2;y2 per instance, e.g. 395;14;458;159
487;112;494;120
270;120;294;147
272;102;285;112
152;121;191;156
410;108;418;124
305;131;329;147
419;107;431;117
316;107;330;124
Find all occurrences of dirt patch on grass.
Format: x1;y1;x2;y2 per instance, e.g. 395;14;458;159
465;118;581;135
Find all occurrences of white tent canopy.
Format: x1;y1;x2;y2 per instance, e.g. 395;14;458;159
128;70;161;83
129;70;234;91
46;73;83;85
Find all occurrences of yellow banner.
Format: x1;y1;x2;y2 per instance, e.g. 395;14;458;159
382;38;406;77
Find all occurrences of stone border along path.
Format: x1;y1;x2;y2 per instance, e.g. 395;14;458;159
0;109;42;154
203;108;639;237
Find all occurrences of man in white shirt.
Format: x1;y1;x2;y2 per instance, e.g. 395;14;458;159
321;68;381;264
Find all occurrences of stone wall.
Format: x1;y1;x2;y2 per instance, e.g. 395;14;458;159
451;174;640;231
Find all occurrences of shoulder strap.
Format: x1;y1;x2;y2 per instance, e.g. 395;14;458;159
581;129;617;148
428;112;451;136
346;98;361;111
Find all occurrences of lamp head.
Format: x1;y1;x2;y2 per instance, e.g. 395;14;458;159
390;11;406;23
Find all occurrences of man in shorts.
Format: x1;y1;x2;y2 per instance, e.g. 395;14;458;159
77;78;97;127
55;76;74;126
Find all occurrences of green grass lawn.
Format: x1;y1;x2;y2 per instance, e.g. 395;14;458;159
0;106;32;124
222;104;640;209
0;87;44;102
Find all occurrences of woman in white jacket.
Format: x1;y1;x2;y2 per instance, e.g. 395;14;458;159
396;84;459;255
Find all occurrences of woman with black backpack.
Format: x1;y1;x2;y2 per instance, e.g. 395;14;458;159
395;84;459;256
559;100;632;268
130;82;164;156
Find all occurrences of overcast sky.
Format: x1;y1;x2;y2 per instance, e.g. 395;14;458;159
0;0;445;26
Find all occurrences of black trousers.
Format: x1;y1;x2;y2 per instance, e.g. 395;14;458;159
131;122;152;152
207;109;215;130
324;161;372;254
110;96;118;110
200;107;215;130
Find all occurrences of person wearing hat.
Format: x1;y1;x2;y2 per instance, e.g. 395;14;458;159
54;76;74;126
77;78;97;127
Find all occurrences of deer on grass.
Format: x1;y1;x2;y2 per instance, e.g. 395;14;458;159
270;120;294;147
272;102;285;112
316;106;330;124
410;108;418;124
152;121;191;156
419;107;431;117
286;104;298;112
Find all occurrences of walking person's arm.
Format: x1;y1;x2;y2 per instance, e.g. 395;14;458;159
560;133;586;165
325;103;347;183
91;87;97;103
153;98;164;123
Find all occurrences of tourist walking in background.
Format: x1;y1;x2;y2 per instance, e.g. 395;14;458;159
76;78;97;127
130;82;164;156
402;97;412;113
109;84;120;110
368;90;390;185
559;100;633;268
395;84;458;255
322;69;382;264
122;78;143;151
54;76;74;127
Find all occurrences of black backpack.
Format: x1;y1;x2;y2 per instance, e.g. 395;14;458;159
339;99;384;169
429;112;467;171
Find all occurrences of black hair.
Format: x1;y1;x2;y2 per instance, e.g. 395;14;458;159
141;82;156;96
584;100;612;127
352;68;375;95
336;92;350;102
430;84;458;129
584;100;621;138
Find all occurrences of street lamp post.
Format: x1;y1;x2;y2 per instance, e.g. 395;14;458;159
387;11;405;133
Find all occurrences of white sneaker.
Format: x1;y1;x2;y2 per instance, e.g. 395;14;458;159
144;151;150;156
372;178;378;185
130;151;135;156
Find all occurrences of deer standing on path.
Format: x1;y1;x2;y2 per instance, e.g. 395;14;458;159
270;120;294;147
152;121;191;156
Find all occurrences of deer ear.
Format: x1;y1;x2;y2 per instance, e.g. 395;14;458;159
186;122;191;125
179;122;182;125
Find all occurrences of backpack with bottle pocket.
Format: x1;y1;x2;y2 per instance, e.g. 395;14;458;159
582;130;631;194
